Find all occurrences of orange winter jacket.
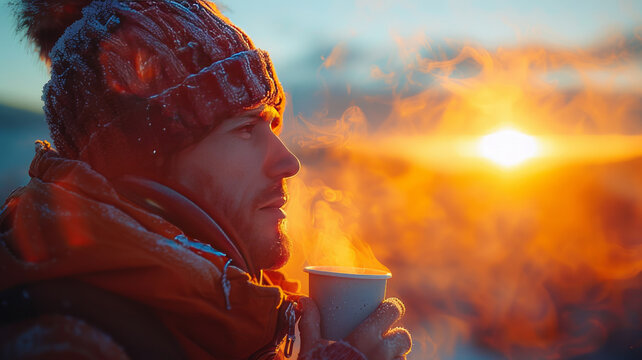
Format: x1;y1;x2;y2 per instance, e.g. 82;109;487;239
0;141;300;359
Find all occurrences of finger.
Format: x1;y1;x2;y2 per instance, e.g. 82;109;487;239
297;296;322;354
352;298;405;339
346;298;406;352
378;327;412;359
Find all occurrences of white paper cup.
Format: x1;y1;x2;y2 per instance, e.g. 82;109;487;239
304;265;392;340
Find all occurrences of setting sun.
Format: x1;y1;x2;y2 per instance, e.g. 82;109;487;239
478;129;539;167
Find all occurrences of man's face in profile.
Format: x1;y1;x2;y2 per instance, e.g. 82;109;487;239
168;105;300;272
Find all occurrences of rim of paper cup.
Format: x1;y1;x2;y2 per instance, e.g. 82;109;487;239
304;266;392;279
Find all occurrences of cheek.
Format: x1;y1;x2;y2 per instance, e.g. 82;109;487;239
216;154;265;200
171;137;266;216
204;163;259;217
218;177;252;210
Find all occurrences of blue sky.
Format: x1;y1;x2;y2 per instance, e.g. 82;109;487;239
0;0;640;113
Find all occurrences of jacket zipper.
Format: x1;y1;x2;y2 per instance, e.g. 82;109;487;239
248;299;298;360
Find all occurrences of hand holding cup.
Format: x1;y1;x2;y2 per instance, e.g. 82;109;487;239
298;297;411;359
299;266;412;359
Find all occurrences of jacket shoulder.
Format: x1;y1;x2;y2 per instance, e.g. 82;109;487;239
0;279;186;359
0;314;129;359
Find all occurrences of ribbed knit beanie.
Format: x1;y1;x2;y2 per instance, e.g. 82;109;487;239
14;0;285;178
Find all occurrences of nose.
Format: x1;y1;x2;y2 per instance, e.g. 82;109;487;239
264;133;300;179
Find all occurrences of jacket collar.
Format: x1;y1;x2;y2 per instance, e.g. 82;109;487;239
111;175;254;276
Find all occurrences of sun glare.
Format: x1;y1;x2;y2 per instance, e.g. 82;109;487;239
478;129;539;167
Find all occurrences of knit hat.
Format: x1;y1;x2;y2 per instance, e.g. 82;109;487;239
14;0;285;178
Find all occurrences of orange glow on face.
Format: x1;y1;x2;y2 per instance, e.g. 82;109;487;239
281;30;642;359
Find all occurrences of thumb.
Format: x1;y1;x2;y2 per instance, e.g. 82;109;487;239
297;296;322;354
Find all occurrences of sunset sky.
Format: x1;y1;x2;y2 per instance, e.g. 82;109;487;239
0;0;640;112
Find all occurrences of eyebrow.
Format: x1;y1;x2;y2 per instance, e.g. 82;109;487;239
222;105;281;131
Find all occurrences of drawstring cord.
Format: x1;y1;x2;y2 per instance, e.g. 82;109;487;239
222;259;233;310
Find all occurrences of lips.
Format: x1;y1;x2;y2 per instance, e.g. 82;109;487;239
257;182;288;209
259;196;287;210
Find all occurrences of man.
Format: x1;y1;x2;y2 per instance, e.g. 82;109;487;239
0;1;411;359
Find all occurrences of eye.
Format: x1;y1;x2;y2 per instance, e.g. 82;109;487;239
237;123;256;139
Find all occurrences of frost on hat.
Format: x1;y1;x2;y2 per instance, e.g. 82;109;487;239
14;0;285;178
